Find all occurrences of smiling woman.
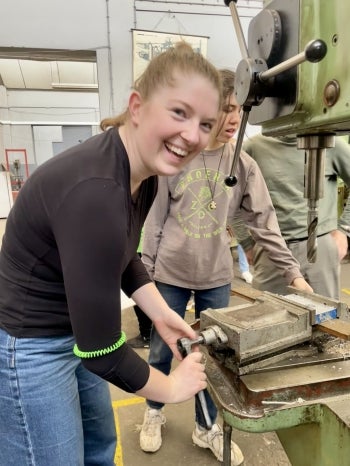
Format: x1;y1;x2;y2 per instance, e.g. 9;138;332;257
0;41;222;466
101;42;221;189
123;71;220;181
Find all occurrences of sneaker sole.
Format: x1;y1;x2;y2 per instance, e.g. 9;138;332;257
140;440;162;453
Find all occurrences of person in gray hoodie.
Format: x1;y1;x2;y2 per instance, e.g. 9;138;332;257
240;133;350;298
139;69;312;466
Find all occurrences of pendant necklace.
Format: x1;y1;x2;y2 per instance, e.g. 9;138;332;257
202;144;225;210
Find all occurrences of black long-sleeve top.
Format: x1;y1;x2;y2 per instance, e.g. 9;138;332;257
0;128;157;392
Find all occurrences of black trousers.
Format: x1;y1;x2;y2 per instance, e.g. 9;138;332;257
133;304;152;338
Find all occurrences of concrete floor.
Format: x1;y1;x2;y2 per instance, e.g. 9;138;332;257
0;219;349;465
114;253;350;466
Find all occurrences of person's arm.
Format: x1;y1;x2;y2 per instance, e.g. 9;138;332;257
339;195;350;237
230;154;312;292
131;283;207;403
334;180;349;259
331;229;348;260
52;180;206;402
333;139;350;259
141;176;170;280
132;282;197;359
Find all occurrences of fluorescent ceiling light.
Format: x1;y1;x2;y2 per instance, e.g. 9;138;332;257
51;82;98;89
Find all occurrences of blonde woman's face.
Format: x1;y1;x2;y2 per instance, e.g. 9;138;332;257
132;72;220;177
215;94;241;143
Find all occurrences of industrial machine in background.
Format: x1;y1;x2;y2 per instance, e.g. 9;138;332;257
225;0;350;262
190;2;350;464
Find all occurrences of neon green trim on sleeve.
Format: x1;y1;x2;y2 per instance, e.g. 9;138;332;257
73;331;126;358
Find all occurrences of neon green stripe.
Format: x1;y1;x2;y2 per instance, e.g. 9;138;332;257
73;331;126;358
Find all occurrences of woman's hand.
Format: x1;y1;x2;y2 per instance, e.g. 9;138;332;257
166;352;207;402
153;309;198;361
290;277;313;293
136;351;207;404
132;282;198;360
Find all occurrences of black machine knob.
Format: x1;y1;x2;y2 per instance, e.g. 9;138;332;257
305;39;327;63
224;175;238;187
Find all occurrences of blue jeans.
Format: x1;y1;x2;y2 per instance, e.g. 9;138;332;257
237;243;249;274
147;282;231;428
0;328;116;466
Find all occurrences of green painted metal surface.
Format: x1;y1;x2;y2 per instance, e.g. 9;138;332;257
262;1;350;136
222;401;350;466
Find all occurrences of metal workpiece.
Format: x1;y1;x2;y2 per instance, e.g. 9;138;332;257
282;287;350;324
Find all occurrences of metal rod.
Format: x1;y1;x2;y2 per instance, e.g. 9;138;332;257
196;391;212;429
259;51;306;82
225;108;250;186
259;39;327;82
227;1;249;59
223;420;232;466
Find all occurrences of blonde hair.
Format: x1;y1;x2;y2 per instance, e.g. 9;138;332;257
100;41;222;130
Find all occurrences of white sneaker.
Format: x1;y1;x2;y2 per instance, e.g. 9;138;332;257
241;271;253;284
140;407;166;452
186;297;195;311
192;423;244;466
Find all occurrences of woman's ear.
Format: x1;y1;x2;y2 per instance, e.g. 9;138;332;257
128;91;142;125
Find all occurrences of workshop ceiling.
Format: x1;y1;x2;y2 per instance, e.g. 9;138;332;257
0;48;98;91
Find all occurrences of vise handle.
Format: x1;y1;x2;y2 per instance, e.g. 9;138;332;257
177;325;228;429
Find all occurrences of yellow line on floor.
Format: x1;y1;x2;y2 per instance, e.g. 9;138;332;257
342;288;350;296
112;397;145;465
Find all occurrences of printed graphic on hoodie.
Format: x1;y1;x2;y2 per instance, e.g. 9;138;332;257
175;167;231;239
